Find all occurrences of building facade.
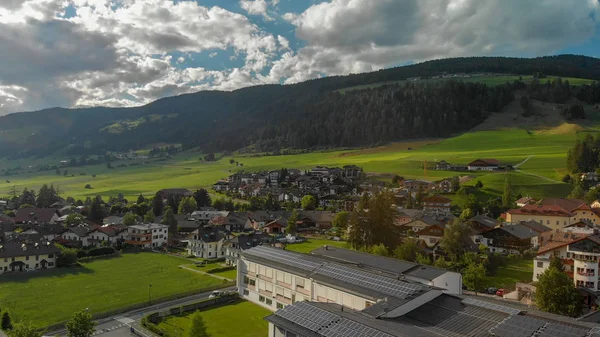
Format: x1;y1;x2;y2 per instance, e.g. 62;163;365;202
126;223;168;248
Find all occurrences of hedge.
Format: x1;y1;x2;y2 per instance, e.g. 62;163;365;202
88;247;115;256
206;266;235;274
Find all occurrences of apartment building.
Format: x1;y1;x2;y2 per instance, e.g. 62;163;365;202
238;245;462;313
533;229;600;306
0;234;59;274
125;223;168;248
186;227;229;259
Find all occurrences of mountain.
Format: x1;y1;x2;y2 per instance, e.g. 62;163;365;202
1;54;600;159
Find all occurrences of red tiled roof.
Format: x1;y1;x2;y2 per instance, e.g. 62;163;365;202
507;204;574;217
537;232;590;255
539;198;586;212
468;159;499;166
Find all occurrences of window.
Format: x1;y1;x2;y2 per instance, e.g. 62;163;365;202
249;279;256;286
429;238;436;243
266;299;273;305
36;255;39;261
567;252;571;258
296;278;305;289
26;256;29;261
243;276;249;284
208;252;211;257
259;295;265;303
556;221;559;225
276;303;284;309
243;289;249;296
537;261;543;268
546;220;550;225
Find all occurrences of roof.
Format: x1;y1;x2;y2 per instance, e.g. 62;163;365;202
129;223;168;230
539;198;586;212
469;215;500;228
468;158;500;166
518;220;552;233
300;211;335;223
14;208;58;223
103;216;124;225
90;225;127;237
507;204;574;217
65;226;89;237
0;240;59;259
0;214;15;225
188;227;229;242
311;246;419;275
497;223;542;240
515;196;535;205
537;231;590;255
422;196;451;204
227;232;273;250
244;246;429;301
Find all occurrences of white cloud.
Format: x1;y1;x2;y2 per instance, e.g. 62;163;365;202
240;0;273;21
267;0;600;84
177;56;185;63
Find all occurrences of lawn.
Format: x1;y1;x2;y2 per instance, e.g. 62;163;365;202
189;261;238;280
157;300;271;337
0;253;228;326
484;259;534;289
285;238;349;254
0;121;596;201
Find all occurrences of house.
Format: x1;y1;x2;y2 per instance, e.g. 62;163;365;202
437;179;453;193
14;208;59;224
515;196;536;207
421;195;451;213
298;211;334;230
0;237;59;274
467;214;499;232
61;226;91;247
239;245;462;313
481;223;551;254
156;188;193;201
467;158;500;171
224;232;273;266
21;223;66;241
189;210;229;223
342;165;362;180
416;221;446;248
0;200;7;211
87;225;127;247
208;212;250;232
435;160;451;170
504;204;575;230
591;199;600;209
125;223;169;248
533;230;600;306
402;179;436;192
103;215;124;225
186;227;229;259
0;214;15;226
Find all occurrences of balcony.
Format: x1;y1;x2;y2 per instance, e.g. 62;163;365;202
125;239;151;245
572;254;599;262
577;271;596;277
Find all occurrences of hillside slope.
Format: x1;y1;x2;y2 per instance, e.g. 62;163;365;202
1;55;599;159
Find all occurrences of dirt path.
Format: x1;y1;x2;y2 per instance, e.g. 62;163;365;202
513;155;534;168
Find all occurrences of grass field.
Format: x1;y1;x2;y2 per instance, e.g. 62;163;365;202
157;301;271;337
0;119;596;201
285;238;349;254
484;259;534;289
0;253;227;326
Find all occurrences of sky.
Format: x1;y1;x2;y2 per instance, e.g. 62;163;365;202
0;0;599;116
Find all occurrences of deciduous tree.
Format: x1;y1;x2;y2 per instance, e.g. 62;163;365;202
123;213;137;227
332;211;349;229
463;263;486;293
301;195;317;210
536;260;582;317
440;219;469;256
6;322;43;337
188;312;210;337
178;197;197;215
66;310;96;337
286;209;299;234
393;238;419;262
144;210;155;223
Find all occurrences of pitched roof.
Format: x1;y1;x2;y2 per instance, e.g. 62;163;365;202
507;204;574;217
14;208;58;223
537;231;590;255
66;226;89;237
0;240;59;259
468;158;500;166
422;195;452;204
188;227;229;242
518;220;552;233
539;198;586;212
299;211;334;223
497;223;542;240
0;214;15;225
515;196;535;205
469;215;500;228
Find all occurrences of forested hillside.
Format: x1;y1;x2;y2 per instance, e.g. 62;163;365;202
1;54;600;158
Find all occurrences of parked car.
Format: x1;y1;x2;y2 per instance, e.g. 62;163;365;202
208;290;222;299
485;287;498;295
496;289;505;297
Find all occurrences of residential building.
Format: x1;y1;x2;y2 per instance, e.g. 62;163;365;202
481;223;551;254
156;188;193;201
416;221;446;248
504;204;574;230
212;181;229;192
437;179;453;193
435;160;451;170
14;208;59;224
125;223;169;248
61;226;91;247
224;232;273;266
186;227;229;259
515;196;536;207
0;236;59;274
87;225;127;247
238;245;462;313
421;195;451;213
208;212;250;232
533;229;600;304
467;158;500;171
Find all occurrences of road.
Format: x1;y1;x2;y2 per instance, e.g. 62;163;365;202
513;155;534;168
49;286;237;337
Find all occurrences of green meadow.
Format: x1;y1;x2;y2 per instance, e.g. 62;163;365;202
0;121;596;201
0;253;228;326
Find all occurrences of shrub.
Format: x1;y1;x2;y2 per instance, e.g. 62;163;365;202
84;184;92;189
87;247;115;257
206;266;235;274
77;250;88;258
141;315;165;336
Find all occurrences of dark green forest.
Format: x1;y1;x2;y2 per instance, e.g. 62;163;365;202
1;54;600;159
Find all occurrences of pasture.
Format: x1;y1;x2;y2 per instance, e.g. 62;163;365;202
0;253;227;326
0;122;594;201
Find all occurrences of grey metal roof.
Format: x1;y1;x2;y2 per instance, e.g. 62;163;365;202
402;265;448;281
498;223;540;240
469;215;500;228
311;246;418;274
